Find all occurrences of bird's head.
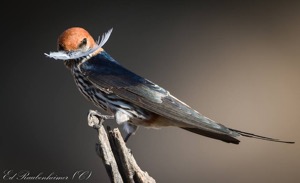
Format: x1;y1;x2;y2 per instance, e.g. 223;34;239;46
57;27;96;53
45;27;113;69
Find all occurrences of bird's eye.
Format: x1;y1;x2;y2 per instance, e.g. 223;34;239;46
78;38;87;48
58;43;64;51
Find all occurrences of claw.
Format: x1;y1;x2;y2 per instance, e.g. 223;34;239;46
87;110;114;128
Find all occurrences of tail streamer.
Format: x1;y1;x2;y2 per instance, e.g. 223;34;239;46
229;128;295;144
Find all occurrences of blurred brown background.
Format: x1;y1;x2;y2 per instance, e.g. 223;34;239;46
1;0;299;182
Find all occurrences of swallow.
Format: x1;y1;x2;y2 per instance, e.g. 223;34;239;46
45;27;294;144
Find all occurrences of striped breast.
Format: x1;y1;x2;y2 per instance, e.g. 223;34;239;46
72;65;111;112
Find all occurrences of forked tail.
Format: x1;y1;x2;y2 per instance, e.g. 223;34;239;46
229;128;295;144
181;127;295;144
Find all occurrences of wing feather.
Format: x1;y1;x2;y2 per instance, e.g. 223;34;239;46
80;52;238;138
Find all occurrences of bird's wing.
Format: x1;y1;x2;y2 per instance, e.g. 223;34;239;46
80;52;239;141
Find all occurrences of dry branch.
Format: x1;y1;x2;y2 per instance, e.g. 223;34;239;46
89;113;155;183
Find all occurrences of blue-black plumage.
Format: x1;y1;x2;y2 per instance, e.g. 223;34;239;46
45;27;294;144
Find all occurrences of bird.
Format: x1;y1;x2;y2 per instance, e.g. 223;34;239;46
45;27;294;144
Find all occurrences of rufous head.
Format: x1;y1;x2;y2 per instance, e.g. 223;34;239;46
45;27;113;64
57;27;96;52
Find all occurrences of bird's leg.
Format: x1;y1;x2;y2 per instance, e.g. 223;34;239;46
87;110;114;129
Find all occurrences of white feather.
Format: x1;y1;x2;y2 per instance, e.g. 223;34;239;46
98;28;113;48
44;51;71;60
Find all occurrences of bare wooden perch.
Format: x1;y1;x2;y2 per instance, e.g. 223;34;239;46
88;110;156;183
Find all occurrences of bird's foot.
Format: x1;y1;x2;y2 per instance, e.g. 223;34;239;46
87;110;114;129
